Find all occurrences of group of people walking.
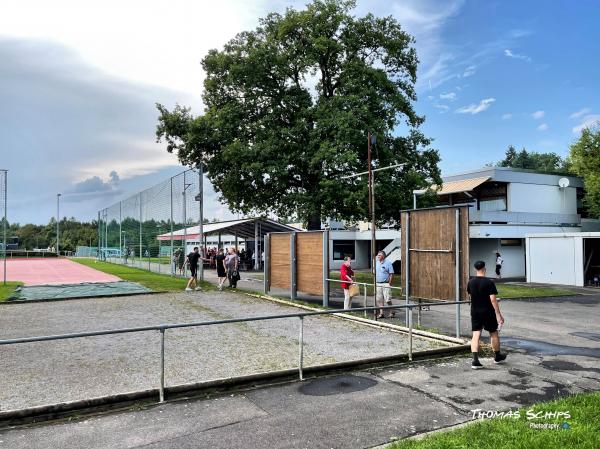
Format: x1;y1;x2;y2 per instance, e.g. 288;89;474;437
181;246;241;292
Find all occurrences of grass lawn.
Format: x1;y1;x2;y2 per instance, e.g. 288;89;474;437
389;391;600;449
73;258;212;292
497;284;574;299
0;281;23;301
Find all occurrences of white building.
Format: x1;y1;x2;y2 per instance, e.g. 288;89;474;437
526;232;600;286
331;167;600;277
419;167;600;278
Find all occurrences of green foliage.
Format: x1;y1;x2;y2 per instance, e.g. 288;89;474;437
568;127;600;218
496;145;569;173
156;0;441;229
0;281;23;301
390;391;600;449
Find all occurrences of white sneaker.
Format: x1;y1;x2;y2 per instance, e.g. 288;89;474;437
185;287;193;292
195;287;202;291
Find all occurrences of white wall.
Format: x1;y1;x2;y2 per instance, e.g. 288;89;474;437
508;183;577;214
469;238;525;278
526;236;584;286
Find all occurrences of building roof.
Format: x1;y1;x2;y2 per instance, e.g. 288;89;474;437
442;167;584;188
431;176;490;196
156;217;300;241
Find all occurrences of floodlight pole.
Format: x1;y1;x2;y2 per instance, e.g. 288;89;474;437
198;165;204;282
2;169;7;285
56;193;62;256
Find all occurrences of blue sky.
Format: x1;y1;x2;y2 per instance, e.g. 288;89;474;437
1;0;599;224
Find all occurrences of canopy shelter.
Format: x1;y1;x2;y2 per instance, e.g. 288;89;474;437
413;176;493;207
156;217;301;269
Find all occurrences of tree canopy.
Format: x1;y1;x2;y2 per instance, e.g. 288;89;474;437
156;0;441;229
495;145;569;173
569;126;600;218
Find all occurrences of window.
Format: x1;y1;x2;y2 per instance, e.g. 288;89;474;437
500;239;522;247
333;240;355;260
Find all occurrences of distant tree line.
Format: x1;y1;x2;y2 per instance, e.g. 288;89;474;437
5;218;98;252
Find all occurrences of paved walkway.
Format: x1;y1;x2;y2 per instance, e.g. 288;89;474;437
1;293;599;448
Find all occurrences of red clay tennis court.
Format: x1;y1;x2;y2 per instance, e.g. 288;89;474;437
5;258;120;286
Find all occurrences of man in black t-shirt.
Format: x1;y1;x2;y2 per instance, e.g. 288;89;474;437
185;247;202;292
467;260;506;369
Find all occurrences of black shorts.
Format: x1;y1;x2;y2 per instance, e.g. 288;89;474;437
190;265;198;277
495;264;502;276
471;310;498;333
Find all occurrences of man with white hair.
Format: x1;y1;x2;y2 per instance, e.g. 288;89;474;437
375;250;395;319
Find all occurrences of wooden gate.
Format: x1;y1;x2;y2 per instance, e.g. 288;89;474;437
400;206;469;301
265;231;329;305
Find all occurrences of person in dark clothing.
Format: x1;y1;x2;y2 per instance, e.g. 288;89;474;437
215;248;227;290
185;247;202;291
467;260;506;369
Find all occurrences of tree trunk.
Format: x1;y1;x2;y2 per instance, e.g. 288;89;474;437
307;215;321;230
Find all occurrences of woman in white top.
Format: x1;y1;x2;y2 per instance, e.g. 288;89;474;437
495;252;503;279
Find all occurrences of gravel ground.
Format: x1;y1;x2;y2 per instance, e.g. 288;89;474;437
0;291;447;411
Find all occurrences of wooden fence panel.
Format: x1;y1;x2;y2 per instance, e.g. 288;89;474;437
269;233;291;290
296;232;324;296
401;206;469;301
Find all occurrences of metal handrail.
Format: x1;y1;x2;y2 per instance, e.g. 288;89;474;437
0;300;467;404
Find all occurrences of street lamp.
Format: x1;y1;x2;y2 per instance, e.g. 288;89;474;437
56;193;62;256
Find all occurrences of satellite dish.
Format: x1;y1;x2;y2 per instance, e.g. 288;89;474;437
558;178;570;188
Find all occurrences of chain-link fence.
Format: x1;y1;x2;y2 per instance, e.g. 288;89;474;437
1;169;7;285
97;168;203;279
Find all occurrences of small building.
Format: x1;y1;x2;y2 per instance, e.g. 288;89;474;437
526;232;600;286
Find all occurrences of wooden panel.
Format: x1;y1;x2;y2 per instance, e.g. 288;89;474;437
269;233;291;290
296;232;324;296
401;207;470;301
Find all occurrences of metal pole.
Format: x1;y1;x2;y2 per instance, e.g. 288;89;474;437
290;233;297;301
139;193;143;268
455;208;461;338
298;316;304;381
254;220;259;271
363;284;367;318
264;234;270;294
119;201;122;260
56;193;61;256
2;170;6;285
408;307;413;361
105;210;108;261
159;329;165;402
368;132;377;318
405;213;410;326
322;230;329;307
170;177;174;275
183;172;187;277
413;192;417;209
198;167;204;282
97;211;101;260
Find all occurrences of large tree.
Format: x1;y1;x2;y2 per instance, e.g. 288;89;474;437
156;0;441;229
496;145;568;173
568;126;600;218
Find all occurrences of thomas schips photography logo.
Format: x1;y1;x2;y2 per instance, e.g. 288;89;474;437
470;408;572;430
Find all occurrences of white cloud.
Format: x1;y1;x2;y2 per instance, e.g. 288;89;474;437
537;123;548;131
439;92;457;101
455;98;495;115
504;49;531;62
501;113;512;120
570;107;591;119
434;104;450;113
462;65;476;77
532;110;545;119
572;115;600;134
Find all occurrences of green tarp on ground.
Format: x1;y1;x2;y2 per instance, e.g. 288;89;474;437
11;281;151;301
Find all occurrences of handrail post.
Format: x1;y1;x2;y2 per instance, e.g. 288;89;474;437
363;284;367;318
408;306;413;362
159;328;165;402
298;316;304;381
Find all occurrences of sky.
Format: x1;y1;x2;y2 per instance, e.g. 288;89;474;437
1;0;599;224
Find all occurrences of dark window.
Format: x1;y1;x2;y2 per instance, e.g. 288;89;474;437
333;240;355;260
500;239;522;246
